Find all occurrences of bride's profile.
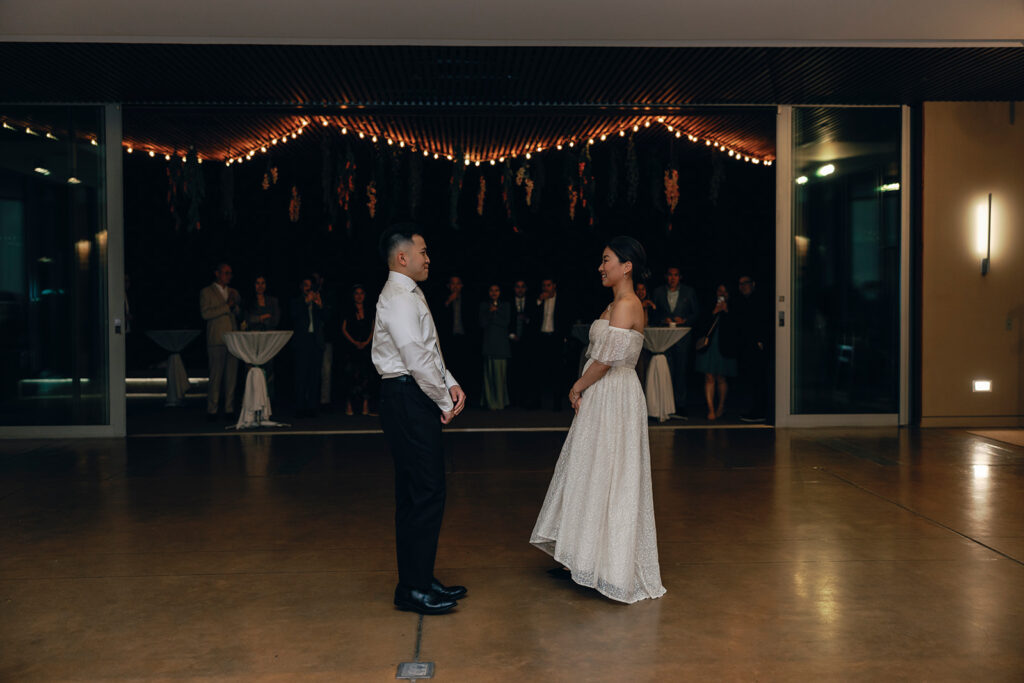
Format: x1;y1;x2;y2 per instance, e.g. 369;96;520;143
530;236;666;604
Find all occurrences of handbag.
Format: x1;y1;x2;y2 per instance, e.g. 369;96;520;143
695;314;721;353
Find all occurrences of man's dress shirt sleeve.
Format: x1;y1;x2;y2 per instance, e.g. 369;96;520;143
388;294;455;413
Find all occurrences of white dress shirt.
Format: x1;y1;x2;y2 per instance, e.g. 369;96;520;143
539;294;557;334
666;288;679;312
372;271;458;412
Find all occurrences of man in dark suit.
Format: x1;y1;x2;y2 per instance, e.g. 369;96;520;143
534;277;572;411
436;275;477;403
651;266;699;418
508;279;535;408
290;276;325;417
734;274;771;422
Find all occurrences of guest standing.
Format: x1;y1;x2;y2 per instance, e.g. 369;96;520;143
508;279;535;408
341;284;376;416
437;275;476;403
734;274;770;423
246;276;280;331
199;262;242;421
290;277;325;417
245;275;281;398
479;284;511;410
535;277;571;411
694;284;739;421
312;271;336;410
651;266;699;418
634;282;653;387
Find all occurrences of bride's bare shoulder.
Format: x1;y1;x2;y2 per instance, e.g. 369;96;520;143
609;295;643;330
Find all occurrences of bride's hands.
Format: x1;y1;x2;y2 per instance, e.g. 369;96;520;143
568;384;583;413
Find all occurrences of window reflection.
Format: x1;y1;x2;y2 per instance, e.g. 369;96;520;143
0;106;108;425
792;108;901;414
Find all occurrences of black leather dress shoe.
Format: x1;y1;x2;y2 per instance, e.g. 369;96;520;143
393;586;457;615
431;578;467;600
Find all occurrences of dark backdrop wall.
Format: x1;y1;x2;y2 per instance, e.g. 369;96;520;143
124;116;774;372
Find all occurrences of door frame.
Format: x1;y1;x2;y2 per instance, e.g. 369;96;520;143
0;104;125;439
773;104;911;428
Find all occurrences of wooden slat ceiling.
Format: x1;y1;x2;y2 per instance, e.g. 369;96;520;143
2;44;1022;162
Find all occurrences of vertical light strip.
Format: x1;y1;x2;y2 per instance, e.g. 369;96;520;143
899;105;911;426
775;106;793;428
106;104;126;437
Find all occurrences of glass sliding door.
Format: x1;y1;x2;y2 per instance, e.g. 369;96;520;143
0;105;118;430
776;106;907;426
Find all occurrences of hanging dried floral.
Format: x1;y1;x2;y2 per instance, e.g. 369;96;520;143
515;164;536;206
449;154;465;229
183;146;204;232
664;168;680;213
367;180;377;219
626;134;639;206
568;181;579;221
271;167;279;184
408;151;423;218
289;185;301;223
476;174;486;216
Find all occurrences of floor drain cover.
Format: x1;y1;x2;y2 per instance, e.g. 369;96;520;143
396;661;434;679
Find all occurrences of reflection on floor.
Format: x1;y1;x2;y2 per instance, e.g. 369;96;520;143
2;428;1023;680
127;395;755;435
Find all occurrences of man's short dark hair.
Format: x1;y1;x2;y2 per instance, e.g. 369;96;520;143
379;223;422;265
665;265;681;273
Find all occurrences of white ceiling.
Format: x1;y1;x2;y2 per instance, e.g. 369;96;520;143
2;0;1023;46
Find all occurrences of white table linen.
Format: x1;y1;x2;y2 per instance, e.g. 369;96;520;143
145;330;201;406
643;327;691;422
222;331;293;429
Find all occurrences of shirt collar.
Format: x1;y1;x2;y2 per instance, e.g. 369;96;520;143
388;270;419;292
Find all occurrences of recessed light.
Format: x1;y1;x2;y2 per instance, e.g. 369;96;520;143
973;380;992;392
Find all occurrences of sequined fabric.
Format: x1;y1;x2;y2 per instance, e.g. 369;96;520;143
530;319;667;603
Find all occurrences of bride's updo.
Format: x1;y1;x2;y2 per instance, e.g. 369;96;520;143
605;236;651;284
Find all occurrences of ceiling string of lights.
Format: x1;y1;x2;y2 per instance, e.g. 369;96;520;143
125;115;774;168
3;113;773;168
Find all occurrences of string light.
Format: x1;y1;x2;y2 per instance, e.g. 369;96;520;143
115;114;774;167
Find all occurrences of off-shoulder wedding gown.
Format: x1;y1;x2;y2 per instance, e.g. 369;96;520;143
530;319;666;603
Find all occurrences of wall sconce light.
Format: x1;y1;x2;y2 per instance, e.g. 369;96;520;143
981;193;992;275
973;379;992;392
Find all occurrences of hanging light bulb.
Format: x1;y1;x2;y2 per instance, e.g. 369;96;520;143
165;154;171;161
474;161;480;167
399;141;405;148
358;132;364;139
126;147;133;154
434;153;439;159
632;125;639;132
260;146;267;153
675;131;681;138
619;130;625;137
489;160;496;165
148;150;155;158
587;138;594;145
341;127;348;135
600;134;607;141
525;152;531;160
644;121;651;128
657;116;665;123
556;144;563;150
666;125;673;132
423;150;429;157
371;135;378;143
499;156;505;163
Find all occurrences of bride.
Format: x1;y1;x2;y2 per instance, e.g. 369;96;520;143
530;236;666;603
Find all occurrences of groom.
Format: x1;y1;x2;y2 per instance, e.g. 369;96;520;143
372;224;468;615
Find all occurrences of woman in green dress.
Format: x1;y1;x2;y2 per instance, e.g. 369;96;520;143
479;284;511;410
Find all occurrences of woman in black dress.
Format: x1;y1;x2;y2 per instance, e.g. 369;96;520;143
340;285;376;416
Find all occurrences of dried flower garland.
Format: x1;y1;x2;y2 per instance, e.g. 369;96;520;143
366;180;377;219
476;174;486;216
288;185;301;223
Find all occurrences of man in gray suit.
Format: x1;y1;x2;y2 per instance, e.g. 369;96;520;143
651;266;699;418
199;263;242;420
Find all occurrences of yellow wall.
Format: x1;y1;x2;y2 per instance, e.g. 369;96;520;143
921;101;1024;426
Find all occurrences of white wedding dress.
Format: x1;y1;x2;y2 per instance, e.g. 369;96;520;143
530;318;666;603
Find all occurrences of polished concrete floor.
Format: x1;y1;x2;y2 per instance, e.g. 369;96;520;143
1;428;1023;681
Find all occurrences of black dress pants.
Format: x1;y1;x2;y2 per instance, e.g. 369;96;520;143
380;376;446;591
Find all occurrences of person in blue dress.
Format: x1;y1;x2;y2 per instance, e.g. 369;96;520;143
694;283;739;420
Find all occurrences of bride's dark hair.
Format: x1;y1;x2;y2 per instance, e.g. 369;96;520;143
605;236;651;284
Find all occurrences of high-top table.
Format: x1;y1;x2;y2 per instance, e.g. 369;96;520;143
145;330;201;406
570;323;690;422
643;326;690;422
222;330;293;429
